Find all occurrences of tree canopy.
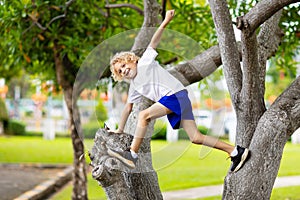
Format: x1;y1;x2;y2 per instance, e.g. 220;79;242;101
1;0;298;92
1;0;300;199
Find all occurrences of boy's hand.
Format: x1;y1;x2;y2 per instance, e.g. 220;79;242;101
107;129;123;134
113;128;124;134
105;123;122;134
164;10;175;23
149;9;175;48
106;126;124;134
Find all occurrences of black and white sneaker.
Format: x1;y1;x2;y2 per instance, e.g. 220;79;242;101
107;149;138;169
230;145;250;172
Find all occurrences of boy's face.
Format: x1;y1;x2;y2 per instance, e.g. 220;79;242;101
114;61;137;80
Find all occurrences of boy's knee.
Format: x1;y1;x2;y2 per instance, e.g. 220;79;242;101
138;110;151;125
190;137;201;144
188;132;205;144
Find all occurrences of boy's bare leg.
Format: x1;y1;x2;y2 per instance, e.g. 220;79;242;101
108;102;172;168
130;102;172;153
181;119;234;154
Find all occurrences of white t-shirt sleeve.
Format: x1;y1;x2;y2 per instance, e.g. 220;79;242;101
138;47;158;66
127;84;143;103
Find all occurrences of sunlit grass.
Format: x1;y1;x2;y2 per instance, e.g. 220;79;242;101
195;185;300;200
0;136;73;163
1;136;300;199
152;140;229;191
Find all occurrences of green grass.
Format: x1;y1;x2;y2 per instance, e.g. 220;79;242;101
152;140;229;191
271;186;300;200
0;135;107;199
52;175;107;200
0;136;73;163
1;136;300;199
195;185;300;200
278;143;300;177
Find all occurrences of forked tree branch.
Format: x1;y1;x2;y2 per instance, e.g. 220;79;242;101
237;0;299;35
24;0;76;33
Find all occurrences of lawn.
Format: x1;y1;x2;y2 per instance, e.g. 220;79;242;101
0;136;73;163
195;185;300;200
1;136;300;199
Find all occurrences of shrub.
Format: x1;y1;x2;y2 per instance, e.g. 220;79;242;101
152;122;209;140
178;125;209;140
152;120;167;140
0;98;9;133
24;110;33;117
95;98;108;122
6;120;26;135
55;131;70;137
24;131;43;137
0;98;8;121
83;121;104;139
198;125;209;135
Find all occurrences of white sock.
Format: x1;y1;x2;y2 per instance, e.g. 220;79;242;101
130;149;138;158
230;147;238;157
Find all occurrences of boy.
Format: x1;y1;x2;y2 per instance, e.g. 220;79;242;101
108;10;249;172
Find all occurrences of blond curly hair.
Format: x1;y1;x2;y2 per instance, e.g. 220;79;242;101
110;51;140;81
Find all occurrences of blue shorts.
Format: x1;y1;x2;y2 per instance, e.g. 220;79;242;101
158;90;194;129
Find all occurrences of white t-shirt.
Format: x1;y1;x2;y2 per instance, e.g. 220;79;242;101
127;47;185;103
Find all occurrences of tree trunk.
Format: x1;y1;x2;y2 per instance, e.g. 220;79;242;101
88;0;164;198
53;44;88;200
223;76;300;199
64;88;88;200
90;98;163;199
208;0;300;199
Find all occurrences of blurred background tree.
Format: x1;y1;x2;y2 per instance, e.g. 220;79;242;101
1;0;299;199
0;98;9;134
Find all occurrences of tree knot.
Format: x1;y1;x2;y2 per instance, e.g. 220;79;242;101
236;16;249;30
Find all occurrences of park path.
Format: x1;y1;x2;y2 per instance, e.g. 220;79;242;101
162;175;300;199
3;162;299;200
0;164;72;200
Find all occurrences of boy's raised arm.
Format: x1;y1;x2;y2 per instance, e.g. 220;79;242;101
149;10;175;49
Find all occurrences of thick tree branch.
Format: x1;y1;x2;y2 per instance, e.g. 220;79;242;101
168;45;222;86
256;10;283;105
208;0;242;108
235;9;284;147
237;0;299;35
272;76;300;131
131;0;161;55
257;10;284;98
238;31;266;146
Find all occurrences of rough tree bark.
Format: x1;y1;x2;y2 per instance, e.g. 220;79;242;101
208;0;300;199
53;43;88;200
65;88;87;200
89;0;300;199
90;99;163;199
223;77;300;199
